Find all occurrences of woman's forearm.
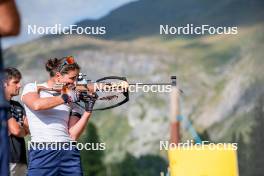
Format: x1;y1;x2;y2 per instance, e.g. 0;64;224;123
32;96;65;110
69;112;92;141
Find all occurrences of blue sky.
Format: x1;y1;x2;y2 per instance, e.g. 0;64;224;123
2;0;136;48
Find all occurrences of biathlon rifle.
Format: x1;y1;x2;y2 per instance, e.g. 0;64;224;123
37;74;181;111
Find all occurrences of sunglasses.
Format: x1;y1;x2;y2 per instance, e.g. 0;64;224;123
58;56;75;72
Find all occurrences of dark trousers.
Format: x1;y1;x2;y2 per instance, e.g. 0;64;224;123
28;146;83;176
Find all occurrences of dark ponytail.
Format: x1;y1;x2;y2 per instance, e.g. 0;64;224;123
45;57;80;77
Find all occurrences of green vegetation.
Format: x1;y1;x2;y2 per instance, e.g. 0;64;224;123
91;111;132;163
79;122;105;176
236;96;264;176
106;153;168;176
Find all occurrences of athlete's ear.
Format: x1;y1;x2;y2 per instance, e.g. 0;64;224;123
3;80;8;88
55;72;62;81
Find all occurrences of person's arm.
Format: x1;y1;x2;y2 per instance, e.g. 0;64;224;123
23;116;30;135
8;117;27;137
68;92;97;141
0;0;20;36
68;112;92;141
22;92;65;111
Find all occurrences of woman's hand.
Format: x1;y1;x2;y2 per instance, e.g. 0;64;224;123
79;92;98;112
61;89;80;104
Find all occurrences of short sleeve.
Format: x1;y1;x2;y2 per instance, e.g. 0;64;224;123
21;83;38;100
16;102;26;117
70;103;84;118
7;106;12;120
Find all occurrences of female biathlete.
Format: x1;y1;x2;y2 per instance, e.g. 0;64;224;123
21;57;96;176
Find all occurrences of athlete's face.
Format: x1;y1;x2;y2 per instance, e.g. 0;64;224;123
4;78;22;97
56;69;79;87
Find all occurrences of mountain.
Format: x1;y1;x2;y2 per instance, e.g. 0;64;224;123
3;0;264;163
76;0;264;39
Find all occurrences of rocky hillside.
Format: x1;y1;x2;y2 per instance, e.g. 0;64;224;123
4;23;264;161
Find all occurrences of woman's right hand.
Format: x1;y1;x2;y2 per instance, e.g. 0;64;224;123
61;89;80;104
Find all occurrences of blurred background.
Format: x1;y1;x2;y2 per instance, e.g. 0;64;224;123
2;0;264;175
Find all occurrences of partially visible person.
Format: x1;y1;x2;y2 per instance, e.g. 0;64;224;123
4;67;29;176
0;0;20;36
0;1;21;176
